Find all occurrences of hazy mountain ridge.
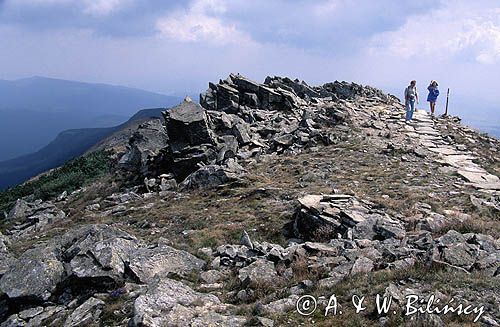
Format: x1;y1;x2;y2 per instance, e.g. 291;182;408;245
0;108;165;190
0;76;181;161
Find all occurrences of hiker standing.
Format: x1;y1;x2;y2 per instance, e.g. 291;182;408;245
404;80;419;123
427;80;440;116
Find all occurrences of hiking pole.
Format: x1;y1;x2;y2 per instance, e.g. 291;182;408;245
444;88;450;116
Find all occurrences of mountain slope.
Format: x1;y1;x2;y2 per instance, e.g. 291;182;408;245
0;76;180;160
0;75;498;326
0;108;165;190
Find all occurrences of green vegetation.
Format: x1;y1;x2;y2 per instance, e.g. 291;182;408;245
0;151;112;214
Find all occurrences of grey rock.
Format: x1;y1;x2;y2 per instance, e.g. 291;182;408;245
232;74;260;93
238;259;278;286
119;119;169;175
30;306;68;326
317;276;344;289
260;295;300;314
200;270;224;284
0;245;64;301
374;216;406;240
18;307;44;320
440;243;477;270
417;212;448;232
474;253;500;276
7;199;30;220
64;297;104;327
56;191;68;202
215;83;240;111
180;163;243;189
129;243;205;283
255;317;275;327
160;177;177;191
436;230;466;246
163;99;214;151
294;194;404;242
85;203;100;211
132;278;244;327
240;230;254;249
0;233;15;276
217;135;239;162
6;199;66;240
350;256;374;275
61;224;139;283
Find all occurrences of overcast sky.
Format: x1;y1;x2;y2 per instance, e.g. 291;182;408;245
0;0;499;121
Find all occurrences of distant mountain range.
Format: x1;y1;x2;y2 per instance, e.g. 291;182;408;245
0;108;166;190
0;76;181;161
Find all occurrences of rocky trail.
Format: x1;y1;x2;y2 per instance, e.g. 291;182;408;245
0;75;498;326
407;110;500;193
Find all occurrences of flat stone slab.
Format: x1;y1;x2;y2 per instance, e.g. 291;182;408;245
429;147;460;155
416;130;440;136
420;141;437;148
457;170;500;190
436;154;477;167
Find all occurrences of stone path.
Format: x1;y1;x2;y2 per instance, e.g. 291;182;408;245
405;110;500;193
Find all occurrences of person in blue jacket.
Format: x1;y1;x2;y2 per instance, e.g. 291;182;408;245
427;80;440;116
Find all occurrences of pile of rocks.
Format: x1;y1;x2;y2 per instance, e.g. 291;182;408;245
0;224;236;326
430;230;499;276
205;226;499;312
119;74;395;191
5;198;66;240
293;194;406;241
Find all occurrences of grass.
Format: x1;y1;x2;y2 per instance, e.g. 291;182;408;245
270;262;498;326
0;150;112;215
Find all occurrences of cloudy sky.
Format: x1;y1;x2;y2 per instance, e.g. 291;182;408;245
0;0;499;123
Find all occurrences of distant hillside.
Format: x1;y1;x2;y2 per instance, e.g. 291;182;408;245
0;108;165;190
0;76;181;160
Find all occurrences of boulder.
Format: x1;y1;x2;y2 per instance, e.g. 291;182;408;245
60;224;140;284
293;194;401;241
128;243;205;283
238;259;279;286
350;256;374;275
216;83;240;111
0;245;64;301
217;135;239;162
232;74;260;93
264;76;320;99
132;278;245;327
6;199;66;240
162;98;214;152
180;162;243;189
7;199;30;220
260;295;300;314
374;216;406;240
431;231;499;274
0;233;15;276
118;119;169;175
64;297;104;327
240;230;254;250
200;270;225;284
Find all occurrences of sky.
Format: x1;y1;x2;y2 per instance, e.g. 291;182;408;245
0;0;499;127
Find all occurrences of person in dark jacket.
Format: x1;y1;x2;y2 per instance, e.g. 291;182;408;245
427;80;440;116
404;80;419;123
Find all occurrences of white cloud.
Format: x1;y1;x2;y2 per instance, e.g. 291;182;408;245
6;0;131;16
82;0;131;16
312;0;341;18
155;0;253;45
369;2;500;64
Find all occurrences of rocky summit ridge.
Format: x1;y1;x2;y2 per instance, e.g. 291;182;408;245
0;74;499;326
